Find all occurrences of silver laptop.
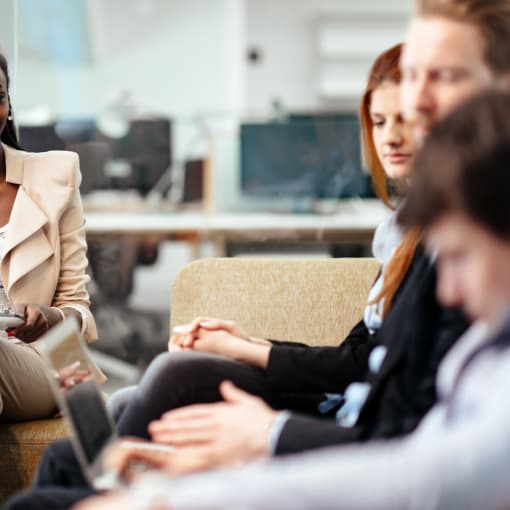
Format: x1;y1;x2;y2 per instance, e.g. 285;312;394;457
38;318;173;490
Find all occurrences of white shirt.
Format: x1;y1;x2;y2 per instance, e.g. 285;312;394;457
364;209;403;332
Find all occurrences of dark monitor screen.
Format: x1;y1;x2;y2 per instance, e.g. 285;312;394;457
240;114;372;199
107;119;171;195
55;119;97;143
18;118;172;196
18;124;66;153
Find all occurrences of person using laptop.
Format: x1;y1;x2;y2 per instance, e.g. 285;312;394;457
9;0;510;504
108;0;510;469
16;41;467;501
0;53;99;423
7;0;510;507
111;38;459;451
74;88;510;510
109;42;422;440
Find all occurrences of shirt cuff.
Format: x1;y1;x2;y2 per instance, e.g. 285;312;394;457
267;410;292;454
59;305;87;335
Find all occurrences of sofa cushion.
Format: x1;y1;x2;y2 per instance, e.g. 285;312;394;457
0;417;68;505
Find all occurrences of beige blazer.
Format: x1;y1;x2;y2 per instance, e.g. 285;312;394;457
1;142;98;346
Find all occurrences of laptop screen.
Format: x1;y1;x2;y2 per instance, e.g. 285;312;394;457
65;379;115;464
37;318;117;471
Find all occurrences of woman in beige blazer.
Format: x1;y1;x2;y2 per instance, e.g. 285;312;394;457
0;54;98;422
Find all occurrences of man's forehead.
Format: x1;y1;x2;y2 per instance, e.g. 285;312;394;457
0;70;6;90
402;16;485;68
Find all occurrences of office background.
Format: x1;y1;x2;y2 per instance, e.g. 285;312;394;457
0;0;411;386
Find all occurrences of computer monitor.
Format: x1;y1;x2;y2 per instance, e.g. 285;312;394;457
18;118;172;196
106;118;172;196
240;114;372;200
18;124;66;153
19;119;97;151
55;119;97;143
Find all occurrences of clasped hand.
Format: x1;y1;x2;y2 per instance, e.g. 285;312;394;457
168;317;271;364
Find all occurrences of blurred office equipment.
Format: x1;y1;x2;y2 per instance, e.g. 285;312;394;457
18;118;172;198
66;141;113;195
182;159;204;204
105;118;172;195
55;118;97;143
240;113;372;203
18;124;65;153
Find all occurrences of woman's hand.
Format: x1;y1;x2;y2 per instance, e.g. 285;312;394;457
168;328;244;358
169;317;270;351
171;317;250;348
168;318;272;368
8;304;63;343
54;361;93;391
102;437;172;484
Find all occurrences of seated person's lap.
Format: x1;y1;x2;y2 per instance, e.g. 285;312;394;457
0;340;56;422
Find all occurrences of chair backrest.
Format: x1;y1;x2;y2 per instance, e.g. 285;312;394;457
171;257;380;347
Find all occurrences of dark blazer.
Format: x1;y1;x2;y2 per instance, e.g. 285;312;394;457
266;318;376;394
273;245;470;455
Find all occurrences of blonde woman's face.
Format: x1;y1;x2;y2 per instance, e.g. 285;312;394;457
370;82;416;181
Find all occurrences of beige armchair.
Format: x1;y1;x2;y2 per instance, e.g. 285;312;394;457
171;257;380;346
0;256;379;505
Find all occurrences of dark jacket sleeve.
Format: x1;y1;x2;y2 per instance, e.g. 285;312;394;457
274;248;470;455
359;300;470;441
275;414;361;455
265;319;377;393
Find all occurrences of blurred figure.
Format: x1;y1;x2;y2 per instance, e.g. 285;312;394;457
75;89;510;510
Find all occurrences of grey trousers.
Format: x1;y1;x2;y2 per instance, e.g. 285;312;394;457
0;340;56;422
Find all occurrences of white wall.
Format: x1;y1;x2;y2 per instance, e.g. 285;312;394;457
16;0;246;160
14;0;413;135
7;0;415;314
0;0;17;98
244;0;412;111
12;0;413;212
14;0;248;212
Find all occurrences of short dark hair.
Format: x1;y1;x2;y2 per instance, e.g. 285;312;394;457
0;53;21;149
399;91;510;240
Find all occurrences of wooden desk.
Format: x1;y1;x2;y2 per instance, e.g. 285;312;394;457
84;199;391;257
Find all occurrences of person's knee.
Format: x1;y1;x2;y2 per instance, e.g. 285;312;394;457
107;385;137;421
42;439;73;464
0;342;56;421
140;351;220;392
36;440;66;480
34;439;77;487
